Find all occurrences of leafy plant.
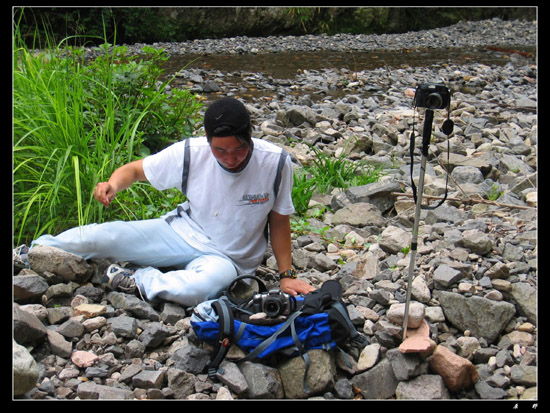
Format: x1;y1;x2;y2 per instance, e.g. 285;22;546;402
13;23;201;245
291;168;316;217
307;146;386;193
290;145;388;238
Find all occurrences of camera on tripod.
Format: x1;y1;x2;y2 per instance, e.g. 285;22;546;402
252;289;297;318
414;83;451;110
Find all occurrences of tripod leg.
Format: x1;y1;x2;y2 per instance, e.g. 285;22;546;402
402;109;434;341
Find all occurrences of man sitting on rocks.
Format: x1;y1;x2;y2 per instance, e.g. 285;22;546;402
17;97;315;306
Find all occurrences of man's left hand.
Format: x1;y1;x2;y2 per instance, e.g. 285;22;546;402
280;277;316;296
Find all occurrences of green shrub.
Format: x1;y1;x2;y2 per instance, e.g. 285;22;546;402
13;29;201;245
291;146;387;217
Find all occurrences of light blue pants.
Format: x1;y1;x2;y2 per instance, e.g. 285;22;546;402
32;219;238;306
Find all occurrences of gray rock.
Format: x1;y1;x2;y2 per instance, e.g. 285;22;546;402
396;375;450;399
433;264;463;288
475;381;508;399
378;225;411;254
216;361;250;395
28;244;93;283
344;180;402;213
132;369;165;389
77;381;134;400
425;204;467;225
458;229;493;255
107;291;160;321
13;304;47;345
510;365;537;387
386;348;423;381
165;368;197;399
56;317;85;339
239;361;284;399
279;350;335;399
435;291;516;343
13;273;49;303
109;315;138;338
46;329;72;358
351;358;399;399
333;378;354;399
451;165;484;184
161;302;187;325
331;202;386;228
169;344;210;375
13;340;39;396
509;282;536;323
139;321;170;348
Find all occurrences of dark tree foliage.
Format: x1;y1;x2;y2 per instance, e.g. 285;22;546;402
14;6;536;48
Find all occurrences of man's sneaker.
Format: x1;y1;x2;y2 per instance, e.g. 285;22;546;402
13;244;30;269
101;264;137;294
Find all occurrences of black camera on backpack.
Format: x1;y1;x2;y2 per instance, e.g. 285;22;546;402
252;289;298;318
414;83;451;110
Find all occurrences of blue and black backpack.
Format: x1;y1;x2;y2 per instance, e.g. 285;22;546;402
190;275;368;392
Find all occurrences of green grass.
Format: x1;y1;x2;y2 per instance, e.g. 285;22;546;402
291;146;387;217
13;24;201;245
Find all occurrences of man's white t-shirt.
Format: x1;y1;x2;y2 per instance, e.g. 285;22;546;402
142;137;295;275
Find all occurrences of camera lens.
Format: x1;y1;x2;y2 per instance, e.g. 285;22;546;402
425;93;443;109
264;297;282;317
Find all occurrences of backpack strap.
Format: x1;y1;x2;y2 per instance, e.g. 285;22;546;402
238;310;303;362
273;149;289;199
205;298;234;380
204;275;268;379
264;149;289;242
181;138;191;196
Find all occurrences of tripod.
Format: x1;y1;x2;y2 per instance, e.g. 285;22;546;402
402;108;433;340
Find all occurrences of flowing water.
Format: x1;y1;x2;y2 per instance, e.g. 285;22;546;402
163;46;536;80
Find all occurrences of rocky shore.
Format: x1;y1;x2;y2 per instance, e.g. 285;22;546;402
14;18;537;400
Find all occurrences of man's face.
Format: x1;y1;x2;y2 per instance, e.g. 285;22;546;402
209;136;250;172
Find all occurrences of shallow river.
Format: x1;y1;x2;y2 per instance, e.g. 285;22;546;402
163;46;536;80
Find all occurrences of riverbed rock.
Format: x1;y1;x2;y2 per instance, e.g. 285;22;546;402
13;340;39;396
28;245;93;283
396;374;450;399
435;291;516;343
429;345;479;392
279;350;335;399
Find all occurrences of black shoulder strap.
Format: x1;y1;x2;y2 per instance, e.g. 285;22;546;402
205;298;234;380
264;149;289;241
273;149;289;199
181;138;191;196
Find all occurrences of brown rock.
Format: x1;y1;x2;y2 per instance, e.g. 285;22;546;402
399;319;434;355
429;345;479;392
71;350;98;368
74;303;107;318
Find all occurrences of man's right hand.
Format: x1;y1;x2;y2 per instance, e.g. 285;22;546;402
94;182;117;207
93;160;147;208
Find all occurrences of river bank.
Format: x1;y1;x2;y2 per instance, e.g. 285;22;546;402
14;18;537;400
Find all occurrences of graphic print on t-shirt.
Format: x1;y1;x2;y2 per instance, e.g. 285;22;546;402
239;192;270;206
